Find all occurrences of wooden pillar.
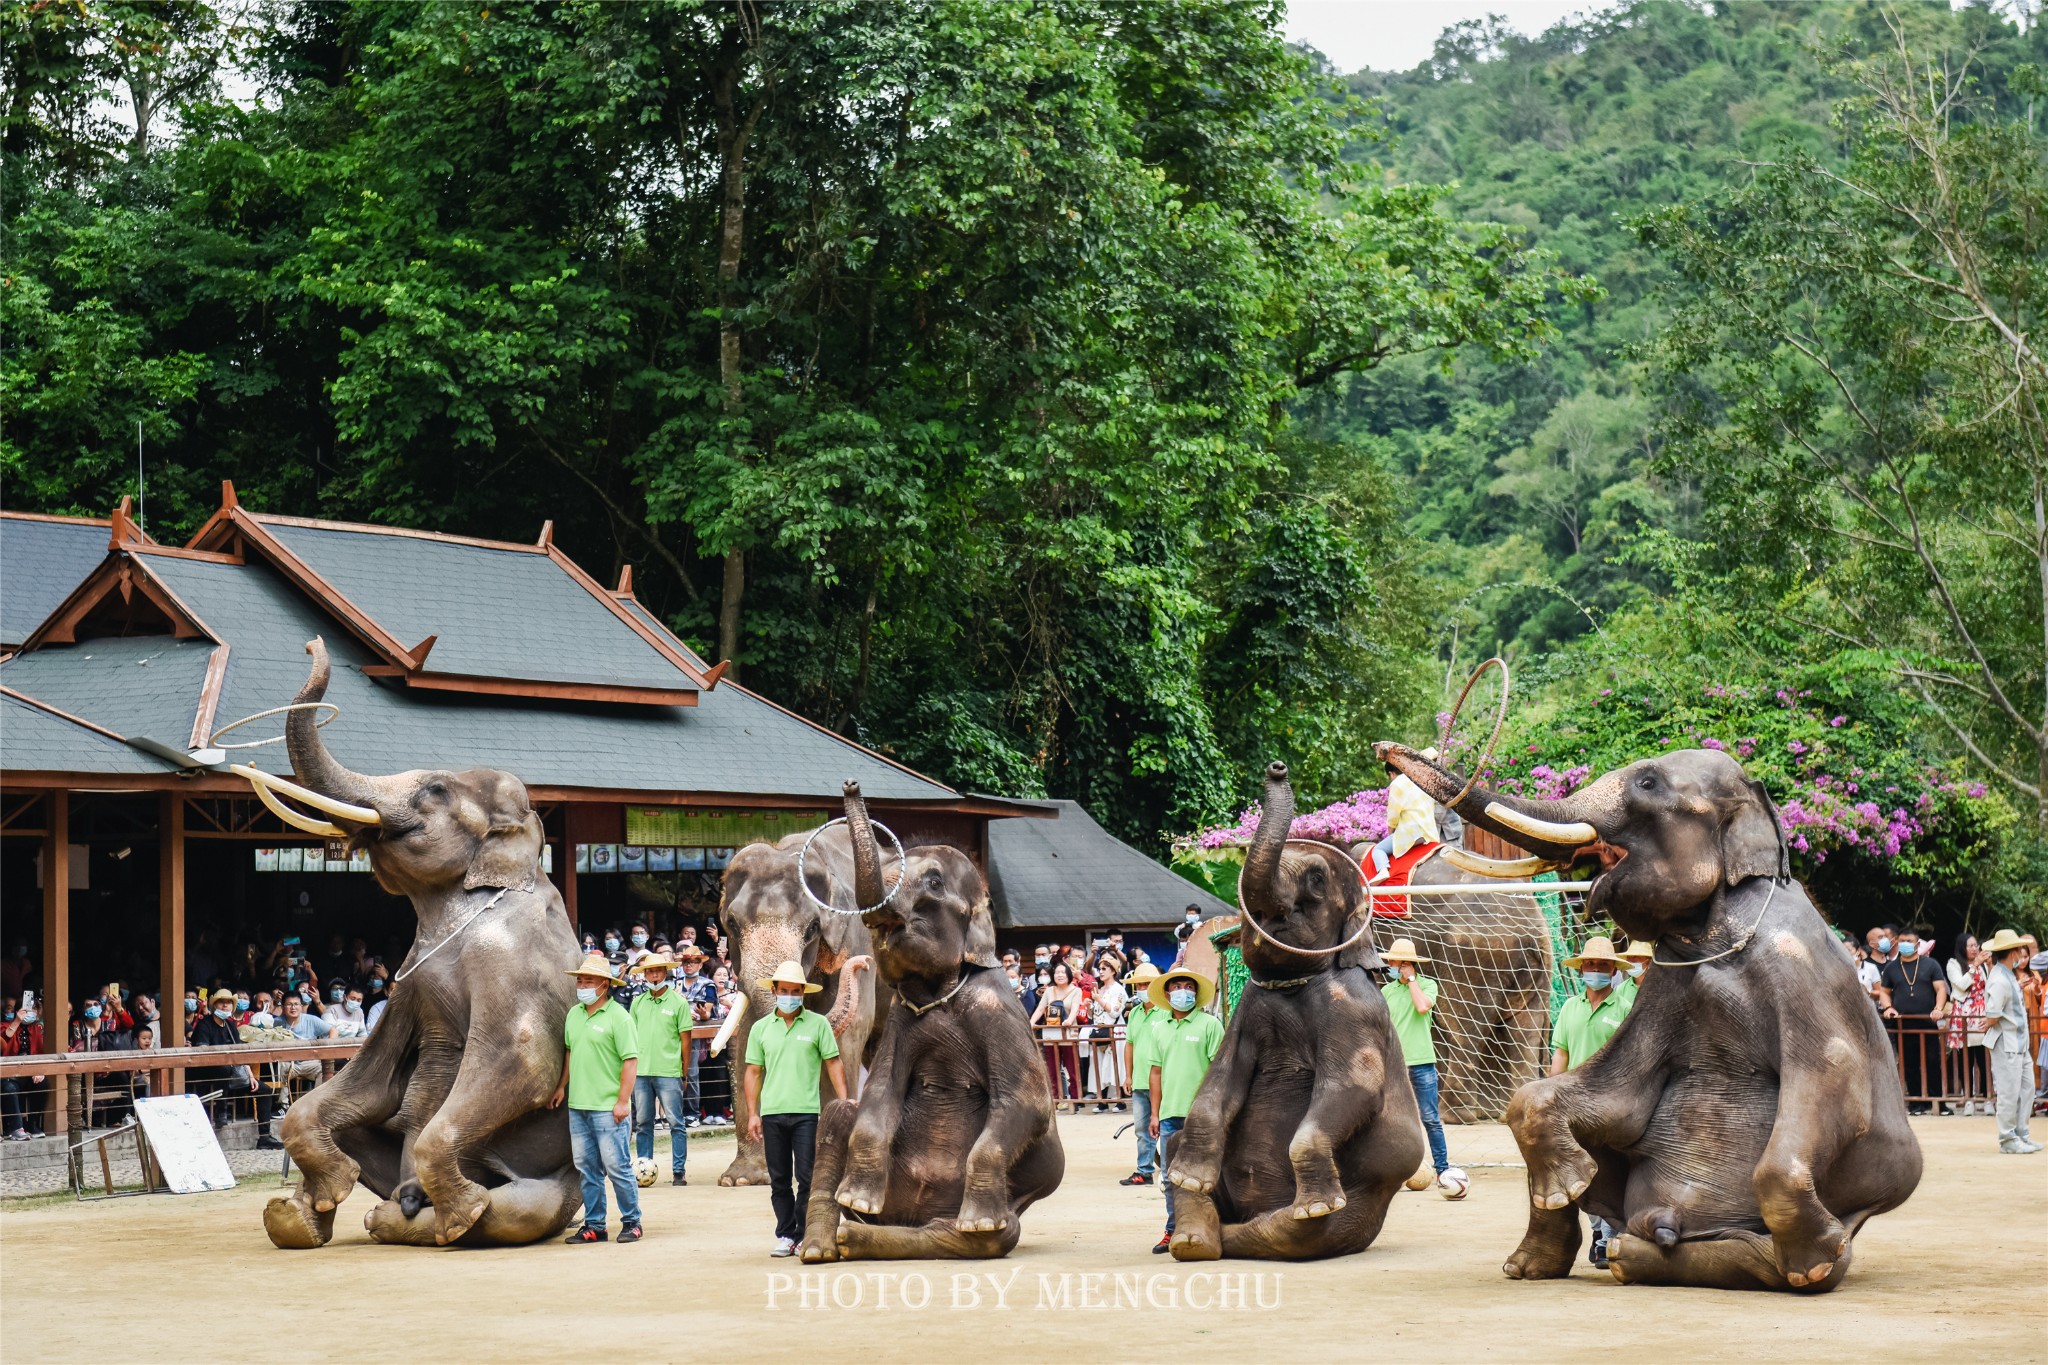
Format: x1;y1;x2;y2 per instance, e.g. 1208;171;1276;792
561;838;579;930
159;793;186;1101
42;793;69;1136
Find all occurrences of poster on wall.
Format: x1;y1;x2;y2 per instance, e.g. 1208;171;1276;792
254;847;280;872
279;846;304;872
647;846;676;872
303;846;328;873
574;843;590;873
619;845;647;873
588;844;618;873
705;847;734;870
674;846;705;871
349;849;372;872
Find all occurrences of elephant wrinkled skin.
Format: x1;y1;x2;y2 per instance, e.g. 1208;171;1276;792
1379;742;1922;1292
260;639;581;1249
1166;763;1425;1262
799;783;1064;1261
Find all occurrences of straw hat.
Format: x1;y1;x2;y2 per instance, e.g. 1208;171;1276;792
676;945;709;962
209;988;236;1004
565;951;624;985
1982;928;2031;956
756;960;823;994
1617;941;1654;963
1563;936;1624;970
1381;938;1430;964
629;952;677;975
1123;963;1162;989
1146;967;1216;1012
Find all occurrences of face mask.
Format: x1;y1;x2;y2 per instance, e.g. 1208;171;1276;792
369;978;385;991
85;1006;102;1021
3;1012;12;1022
1186;913;1200;924
775;992;804;1013
604;939;620;953
1168;988;1197;1011
631;933;648;948
19;1011;35;1024
646;978;668;993
344;1001;363;1015
1626;964;1644;980
236;996;250;1010
1034;956;1049;967
1581;971;1613;991
575;986;600;1006
213;1007;232;1020
184;997;198;1012
331;988;345;1002
1898;944;1916;960
1876;937;1893;955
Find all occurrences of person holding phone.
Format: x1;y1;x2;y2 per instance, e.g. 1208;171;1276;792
1030;961;1084;1109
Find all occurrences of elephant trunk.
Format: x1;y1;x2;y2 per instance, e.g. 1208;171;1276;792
1375;741;1612;862
287;638;403;828
1240;762;1294;922
826;956;873;1038
842;781;889;915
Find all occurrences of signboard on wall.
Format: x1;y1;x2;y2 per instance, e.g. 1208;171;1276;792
624;807;830;849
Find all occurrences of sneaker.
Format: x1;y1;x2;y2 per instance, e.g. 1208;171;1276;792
671;1174;688;1186
771;1236;797;1257
1119;1171;1153;1186
1588;1237;1609;1270
685;1116;700;1128
2014;1139;2043;1153
1153;1233;1172;1254
565;1227;607;1244
1094;1103;1108;1114
256;1136;285;1150
7;1129;28;1141
617;1223;644;1243
1114;1102;1128;1113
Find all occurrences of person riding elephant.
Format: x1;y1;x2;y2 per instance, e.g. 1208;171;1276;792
251;639;582;1249
799;782;1064;1261
1164;762;1425;1262
1376;741;1922;1293
715;819;884;1186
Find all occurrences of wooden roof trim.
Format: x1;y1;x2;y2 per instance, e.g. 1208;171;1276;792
248;511;551;554
358;666;697;707
218;510;422;667
189;643;232;749
17;551;220;650
183;481;241;552
544;544;713;690
0;685;131;743
0;509;154;542
128;543;244;565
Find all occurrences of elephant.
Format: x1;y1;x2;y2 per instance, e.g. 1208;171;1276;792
1344;840;1554;1123
798;782;1064;1261
254;639;582;1249
1377;741;1922;1292
714;822;884;1186
1165;762;1425;1262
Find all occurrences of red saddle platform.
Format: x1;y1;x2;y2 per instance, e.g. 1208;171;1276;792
1363;840;1441;918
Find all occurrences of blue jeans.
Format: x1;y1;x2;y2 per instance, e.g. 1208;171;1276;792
633;1074;688;1175
1157;1116;1185;1231
682;1041;708;1119
567;1107;642;1231
1409;1063;1448;1173
1369;834;1396;878
1132;1088;1157;1176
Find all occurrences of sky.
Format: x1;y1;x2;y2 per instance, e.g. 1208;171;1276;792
1284;0;1598;74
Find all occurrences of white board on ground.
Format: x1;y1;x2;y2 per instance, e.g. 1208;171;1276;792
133;1095;237;1193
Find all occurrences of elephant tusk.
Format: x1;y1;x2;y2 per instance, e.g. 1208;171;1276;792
236;768;348;837
709;991;748;1057
1439;846;1571;879
232;763;382;827
1483;802;1597;847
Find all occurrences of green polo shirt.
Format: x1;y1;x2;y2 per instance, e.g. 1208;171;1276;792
1380;974;1439;1066
562;996;638;1110
744;1008;840;1116
630;985;691;1079
1552;990;1630;1070
1149;1009;1225;1120
1612;973;1640;1010
1127;1002;1166;1076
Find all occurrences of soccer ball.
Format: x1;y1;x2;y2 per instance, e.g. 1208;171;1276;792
1436;1167;1471;1201
1403;1168;1434;1191
634;1156;660;1188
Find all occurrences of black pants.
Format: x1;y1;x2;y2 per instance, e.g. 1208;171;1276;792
762;1112;817;1242
1897;1023;1939;1110
190;1068;277;1129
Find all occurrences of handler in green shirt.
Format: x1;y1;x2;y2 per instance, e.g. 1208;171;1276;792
1379;938;1455;1181
743;960;850;1257
628;953;694;1186
550;952;641;1243
1550;936;1633;1075
1145;967;1223;1254
1120;964;1168;1186
1613;941;1652;1009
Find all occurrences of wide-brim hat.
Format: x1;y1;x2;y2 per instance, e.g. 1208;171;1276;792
565;952;624;985
1983;928;2031;956
1382;937;1429;964
209;988;236;1004
1147;968;1216;1011
676;945;710;962
1564;936;1624;970
629;952;677;975
757;959;823;993
1123;963;1162;988
1617;941;1654;962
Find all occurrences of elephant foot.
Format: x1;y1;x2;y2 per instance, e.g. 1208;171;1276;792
800;1233;840;1263
719;1157;768;1187
295;1153;361;1215
431;1181;492;1246
1776;1222;1851;1289
1289;1167;1347;1220
1168;1187;1222;1262
364;1198;441;1246
1166;1151;1220;1196
264;1194;337;1249
1524;1144;1596;1212
955;1190;1010;1234
1502;1219;1581;1280
835;1169;889;1216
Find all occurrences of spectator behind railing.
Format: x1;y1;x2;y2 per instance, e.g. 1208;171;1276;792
1876;927;1950;1115
1947;933;1991;1116
1;1001;46;1140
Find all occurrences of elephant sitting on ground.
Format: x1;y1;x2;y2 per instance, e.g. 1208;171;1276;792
256;639;581;1248
1167;762;1425;1262
1378;742;1922;1292
801;783;1064;1261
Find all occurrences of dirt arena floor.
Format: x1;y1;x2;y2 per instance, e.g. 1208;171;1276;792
3;1114;2041;1362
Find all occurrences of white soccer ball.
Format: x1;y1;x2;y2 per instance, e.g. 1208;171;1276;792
1436;1167;1471;1201
634;1156;660;1188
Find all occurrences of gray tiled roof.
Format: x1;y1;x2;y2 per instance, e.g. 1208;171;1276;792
258;520;692;690
986;799;1232;929
0;515;112;647
0;635;217;750
0;693;184;774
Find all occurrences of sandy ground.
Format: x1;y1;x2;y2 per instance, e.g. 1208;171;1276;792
2;1114;2042;1363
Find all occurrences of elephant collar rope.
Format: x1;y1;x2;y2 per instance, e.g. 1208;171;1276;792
1248;971;1324;991
1233;837;1380;960
1651;879;1780;968
897;974;970;1016
393;886;512;983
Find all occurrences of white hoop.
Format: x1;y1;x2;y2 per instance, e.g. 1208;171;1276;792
1233;837;1381;960
794;816;907;917
210;702;340;751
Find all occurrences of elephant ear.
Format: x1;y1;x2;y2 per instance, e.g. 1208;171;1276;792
962;892;1000;970
1720;777;1790;885
1332;851;1384;973
467;808;543;892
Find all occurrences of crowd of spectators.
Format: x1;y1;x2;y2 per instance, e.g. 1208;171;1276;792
997;928;1174;1112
